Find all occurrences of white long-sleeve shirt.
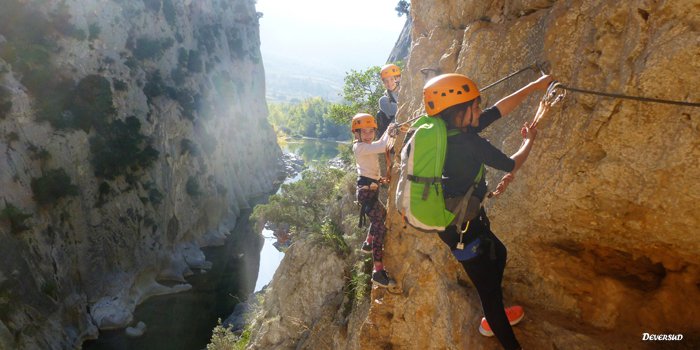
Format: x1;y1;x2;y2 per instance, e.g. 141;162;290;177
353;130;390;180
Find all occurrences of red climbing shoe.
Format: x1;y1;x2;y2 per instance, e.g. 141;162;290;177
478;306;525;337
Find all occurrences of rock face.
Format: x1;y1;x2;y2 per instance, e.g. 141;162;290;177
387;16;412;64
0;0;279;349
246;1;699;349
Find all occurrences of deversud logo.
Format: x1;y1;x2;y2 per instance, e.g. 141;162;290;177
642;333;683;341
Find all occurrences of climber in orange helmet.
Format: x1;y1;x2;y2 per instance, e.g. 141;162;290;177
423;72;553;350
376;63;401;136
351;113;398;289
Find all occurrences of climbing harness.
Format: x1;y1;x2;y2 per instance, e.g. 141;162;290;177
445;163;485;234
357;177;380;228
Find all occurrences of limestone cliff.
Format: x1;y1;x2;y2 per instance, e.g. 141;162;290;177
0;0;280;349
246;1;699;349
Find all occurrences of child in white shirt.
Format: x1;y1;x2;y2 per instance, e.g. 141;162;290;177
351;113;396;288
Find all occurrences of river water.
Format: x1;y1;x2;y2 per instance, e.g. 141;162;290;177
255;138;342;291
82;138;342;350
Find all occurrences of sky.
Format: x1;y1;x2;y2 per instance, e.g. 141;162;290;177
255;0;407;75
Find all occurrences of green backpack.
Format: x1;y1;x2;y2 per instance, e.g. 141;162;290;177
395;116;484;231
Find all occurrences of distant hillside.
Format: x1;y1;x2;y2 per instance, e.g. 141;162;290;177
263;53;344;103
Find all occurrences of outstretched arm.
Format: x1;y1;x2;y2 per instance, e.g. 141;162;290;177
494;75;553;117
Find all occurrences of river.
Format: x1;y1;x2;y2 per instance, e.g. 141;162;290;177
82;138;342;350
255;137;342;291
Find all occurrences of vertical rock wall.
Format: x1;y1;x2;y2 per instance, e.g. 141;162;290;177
245;1;699;349
380;0;699;348
0;0;279;348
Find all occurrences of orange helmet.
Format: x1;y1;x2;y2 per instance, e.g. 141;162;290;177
351;113;377;131
423;73;480;116
380;64;401;79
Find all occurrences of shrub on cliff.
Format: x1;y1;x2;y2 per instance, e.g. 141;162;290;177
132;36;174;61
0;85;12;119
208;319;250;350
309;219;350;257
251;166;346;242
31;169;79;206
32;74;116;131
0;202;32;234
69;74;116;131
186;177;202;197
90;116;159;179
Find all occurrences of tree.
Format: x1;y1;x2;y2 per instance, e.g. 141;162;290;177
267;97;345;139
395;1;410;17
327;66;384;126
251;167;346;235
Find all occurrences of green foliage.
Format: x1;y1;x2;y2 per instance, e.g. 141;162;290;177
171;68;187;85
31;169;79;206
327;66;384;125
0;85;12;119
132;37;174;61
187;50;203;73
227;32;245;58
32;74;115;131
96;181;111;207
143;71;166;102
337;143;354;167
196;24;221;52
41;280;58;300
251;166;345;236
27;145;51;163
113;79;128;91
186;177;201;197
0;203;32;234
180;138;199;156
0;288;12;319
52;2;86;40
163;0;177;27
268;97;345;140
395;0;411;17
88;23;101;41
124;56;139;71
69;75;116;131
177;48;189;66
6;132;19;143
0;13;78;126
342;258;372;317
207;319;249;350
309;220;350;257
0;0;89;115
90;116;159;179
148;188;163;205
143;0;161;12
175;89;198;121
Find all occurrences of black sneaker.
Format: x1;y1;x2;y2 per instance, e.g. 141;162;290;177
372;270;394;288
361;241;372;253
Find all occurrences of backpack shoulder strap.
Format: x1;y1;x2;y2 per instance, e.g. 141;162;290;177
446;129;460;137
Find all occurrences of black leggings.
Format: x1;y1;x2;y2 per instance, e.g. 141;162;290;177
438;216;521;350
